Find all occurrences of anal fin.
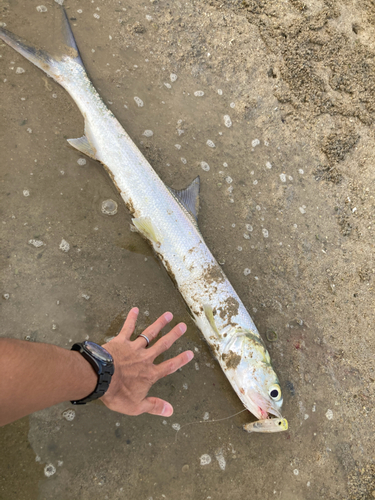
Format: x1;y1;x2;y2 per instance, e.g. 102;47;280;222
67;136;97;159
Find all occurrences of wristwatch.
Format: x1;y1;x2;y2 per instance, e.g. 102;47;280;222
70;341;114;405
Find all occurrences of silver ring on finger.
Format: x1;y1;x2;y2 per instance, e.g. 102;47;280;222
137;333;150;347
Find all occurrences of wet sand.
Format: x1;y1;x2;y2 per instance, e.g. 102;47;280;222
0;0;374;498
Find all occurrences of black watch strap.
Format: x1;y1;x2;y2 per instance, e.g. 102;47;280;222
71;342;114;405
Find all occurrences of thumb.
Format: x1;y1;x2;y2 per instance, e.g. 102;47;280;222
141;397;174;417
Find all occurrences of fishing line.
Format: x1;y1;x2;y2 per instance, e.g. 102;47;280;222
174;408;248;443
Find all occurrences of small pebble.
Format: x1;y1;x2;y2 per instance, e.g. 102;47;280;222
170;73;177;82
244;268;251;276
81;294;90;300
262;228;269;238
246;224;253;232
215;450;226;471
181;157;187;164
29;239;44;248
280;173;286;182
175;144;181;149
16;67;25;74
206;140;215;148
200;454;211;466
251;139;260;147
182;464;189;472
62;409;75;421
194;91;204;97
266;162;272;169
200;161;210;172
3;293;10;300
164;83;171;89
59;239;70;253
77;158;86;166
134;96;144;107
293;469;299;476
172;423;181;431
203;412;210;420
44;464;56;477
217;89;223;95
223;115;232;128
230;102;235;108
23;190;30;197
325;409;333;420
36;5;48;12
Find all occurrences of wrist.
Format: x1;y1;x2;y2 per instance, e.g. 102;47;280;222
68;350;98;401
70;342;114;404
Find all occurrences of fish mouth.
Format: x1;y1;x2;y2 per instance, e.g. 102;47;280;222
246;390;283;420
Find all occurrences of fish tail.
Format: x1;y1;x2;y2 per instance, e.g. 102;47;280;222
0;7;83;84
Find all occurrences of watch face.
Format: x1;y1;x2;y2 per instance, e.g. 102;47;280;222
84;341;113;363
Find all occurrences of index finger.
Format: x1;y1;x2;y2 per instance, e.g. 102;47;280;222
116;307;139;341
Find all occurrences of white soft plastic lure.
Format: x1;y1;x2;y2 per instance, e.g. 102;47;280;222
0;8;286;430
244;418;288;433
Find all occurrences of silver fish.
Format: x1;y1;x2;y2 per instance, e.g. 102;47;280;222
0;8;286;429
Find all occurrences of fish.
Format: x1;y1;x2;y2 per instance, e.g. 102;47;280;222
0;7;286;430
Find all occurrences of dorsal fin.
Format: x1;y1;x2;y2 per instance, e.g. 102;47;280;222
169;176;200;221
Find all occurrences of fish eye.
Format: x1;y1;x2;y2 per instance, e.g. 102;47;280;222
269;384;282;401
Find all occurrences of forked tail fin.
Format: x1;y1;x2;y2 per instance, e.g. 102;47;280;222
0;7;84;83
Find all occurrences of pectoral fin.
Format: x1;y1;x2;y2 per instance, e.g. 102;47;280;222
67;135;97;159
132;217;162;245
203;304;220;337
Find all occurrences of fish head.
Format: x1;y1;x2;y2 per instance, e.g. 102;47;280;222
230;331;284;420
239;362;284;419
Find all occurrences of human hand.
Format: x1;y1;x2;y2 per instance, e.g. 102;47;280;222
101;308;194;417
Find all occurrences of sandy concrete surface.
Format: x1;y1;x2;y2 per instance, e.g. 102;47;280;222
0;0;374;498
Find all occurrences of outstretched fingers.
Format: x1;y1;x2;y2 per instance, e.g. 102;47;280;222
116;307;139;341
155;350;194;380
149;322;187;358
133;311;173;348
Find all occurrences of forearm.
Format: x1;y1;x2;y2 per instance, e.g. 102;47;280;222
0;338;97;426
